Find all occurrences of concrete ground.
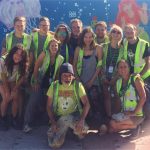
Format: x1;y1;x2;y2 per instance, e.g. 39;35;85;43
0;119;150;150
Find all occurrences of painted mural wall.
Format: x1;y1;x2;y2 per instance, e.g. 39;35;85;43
0;0;150;49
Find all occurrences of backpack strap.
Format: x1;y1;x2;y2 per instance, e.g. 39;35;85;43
73;81;83;114
52;81;59;113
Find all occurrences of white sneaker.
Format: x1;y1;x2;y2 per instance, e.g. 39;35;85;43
23;124;32;133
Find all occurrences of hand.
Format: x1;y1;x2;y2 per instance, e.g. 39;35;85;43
124;111;135;116
51;122;58;133
75;119;84;134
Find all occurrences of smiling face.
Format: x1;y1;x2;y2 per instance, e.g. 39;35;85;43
14;20;26;34
13;49;23;64
71;21;82;37
57;27;67;43
124;25;137;41
83;32;94;46
49;40;59;55
95;25;107;39
110;28;122;42
39;20;50;34
117;60;130;78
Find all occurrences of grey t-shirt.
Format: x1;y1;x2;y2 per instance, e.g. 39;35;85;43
29;32;48;58
2;33;23;49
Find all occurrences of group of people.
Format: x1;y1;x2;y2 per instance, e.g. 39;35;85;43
0;16;150;148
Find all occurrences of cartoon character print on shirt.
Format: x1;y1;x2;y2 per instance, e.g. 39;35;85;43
57;89;77;115
59;96;74;111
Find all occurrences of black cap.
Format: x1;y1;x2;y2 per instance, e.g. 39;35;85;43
59;63;74;75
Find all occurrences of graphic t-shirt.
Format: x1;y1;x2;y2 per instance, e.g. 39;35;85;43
127;38;149;73
47;82;86;116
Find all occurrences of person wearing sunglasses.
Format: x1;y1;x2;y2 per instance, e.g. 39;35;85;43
100;24;124;123
54;24;72;63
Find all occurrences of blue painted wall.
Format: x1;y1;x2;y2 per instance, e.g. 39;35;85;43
0;0;150;50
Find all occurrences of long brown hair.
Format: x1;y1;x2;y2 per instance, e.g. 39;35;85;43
5;44;27;77
78;26;96;50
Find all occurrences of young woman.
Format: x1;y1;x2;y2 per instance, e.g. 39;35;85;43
73;26;103;121
101;24;124;119
23;38;64;132
54;24;73;63
109;59;146;132
0;44;27;130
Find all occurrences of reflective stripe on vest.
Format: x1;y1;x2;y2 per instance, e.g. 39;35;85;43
39;51;64;82
30;52;64;85
77;48;84;76
116;76;143;116
32;32;53;60
6;31;31;52
52;80;83;115
123;38;150;80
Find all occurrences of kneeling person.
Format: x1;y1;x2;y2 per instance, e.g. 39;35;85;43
46;63;90;148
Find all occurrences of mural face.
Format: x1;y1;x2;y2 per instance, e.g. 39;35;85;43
0;0;149;49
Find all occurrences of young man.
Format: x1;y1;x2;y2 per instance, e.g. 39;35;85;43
1;16;31;55
29;17;53;62
46;63;90;148
95;21;109;45
69;18;83;63
123;23;150;81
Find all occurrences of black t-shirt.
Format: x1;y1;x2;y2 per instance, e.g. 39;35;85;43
127;38;150;73
41;63;55;89
106;44;120;80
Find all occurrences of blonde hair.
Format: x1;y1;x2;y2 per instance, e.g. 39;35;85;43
109;24;123;41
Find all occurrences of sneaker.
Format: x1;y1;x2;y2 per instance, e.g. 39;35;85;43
23;124;32;133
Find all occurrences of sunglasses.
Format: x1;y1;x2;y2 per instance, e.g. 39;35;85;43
111;30;121;34
58;31;67;37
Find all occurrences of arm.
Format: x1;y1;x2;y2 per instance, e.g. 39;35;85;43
47;96;56;125
75;95;90;132
32;51;45;80
140;56;150;78
31;51;45;91
133;78;146;115
47;96;57;132
79;95;90;121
